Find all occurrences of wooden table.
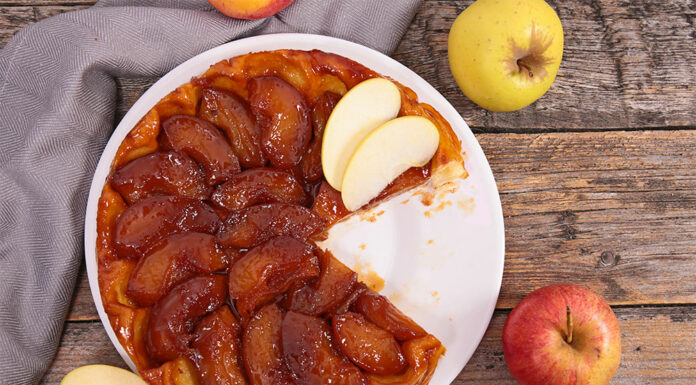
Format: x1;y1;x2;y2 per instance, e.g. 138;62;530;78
2;0;695;383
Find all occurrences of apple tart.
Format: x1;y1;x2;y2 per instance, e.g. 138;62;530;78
96;49;466;385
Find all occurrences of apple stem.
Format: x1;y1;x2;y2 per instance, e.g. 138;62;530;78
517;59;534;78
566;306;574;344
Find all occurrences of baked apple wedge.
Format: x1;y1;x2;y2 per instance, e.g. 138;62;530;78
285;249;357;316
126;232;229;307
333;312;407;375
228;237;319;319
111;151;209;204
282;311;367;385
248;76;311;169
242;304;294;385
192;305;247;385
216;203;324;249
211;168;308;211
146;275;227;363
114;196;220;259
162;115;241;186
199;88;266;168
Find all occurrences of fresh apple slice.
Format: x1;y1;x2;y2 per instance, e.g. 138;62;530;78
341;116;439;211
60;365;146;385
321;78;401;191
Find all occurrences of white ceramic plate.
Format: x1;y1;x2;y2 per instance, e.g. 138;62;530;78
84;33;505;384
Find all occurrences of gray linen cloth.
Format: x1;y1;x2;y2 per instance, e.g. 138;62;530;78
0;0;422;383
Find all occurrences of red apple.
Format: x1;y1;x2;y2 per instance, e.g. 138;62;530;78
503;284;621;385
208;0;295;20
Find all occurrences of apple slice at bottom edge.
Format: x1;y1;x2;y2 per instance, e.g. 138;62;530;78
60;365;146;385
341;116;440;211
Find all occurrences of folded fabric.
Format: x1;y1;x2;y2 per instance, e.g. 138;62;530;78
0;0;422;383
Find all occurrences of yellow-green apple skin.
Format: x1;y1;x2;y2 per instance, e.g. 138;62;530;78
60;365;147;385
448;0;564;111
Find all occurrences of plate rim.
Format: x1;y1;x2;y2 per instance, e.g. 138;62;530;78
83;32;505;382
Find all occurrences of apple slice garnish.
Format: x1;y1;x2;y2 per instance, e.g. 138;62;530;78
321;78;401;191
60;365;146;385
341;116;440;211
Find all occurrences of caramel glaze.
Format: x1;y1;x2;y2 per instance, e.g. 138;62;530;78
97;50;458;384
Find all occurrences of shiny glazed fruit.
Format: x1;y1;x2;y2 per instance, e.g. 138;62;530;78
216;203;324;249
126;232;229;307
192;305;247;385
111;151;210;204
354;290;427;341
162;115;241;186
282;311;367;385
285;249;357;316
333;312;407;375
301;92;341;181
248;76;311;169
228;236;319;319
311;181;350;226
198;88;266;168
210;168;308;211
242;304;294;385
114;196;220;259
146;275;227;364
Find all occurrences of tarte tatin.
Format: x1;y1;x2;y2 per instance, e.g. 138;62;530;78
96;49;467;385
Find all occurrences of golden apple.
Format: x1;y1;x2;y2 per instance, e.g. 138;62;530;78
448;0;564;111
61;365;146;385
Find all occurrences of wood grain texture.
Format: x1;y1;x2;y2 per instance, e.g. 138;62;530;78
42;306;696;384
394;0;696;130
66;129;696;321
0;5;88;47
2;0;695;130
66;266;96;321
482;130;696;308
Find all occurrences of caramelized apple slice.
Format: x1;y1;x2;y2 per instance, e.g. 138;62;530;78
229;237;319;319
162;115;241;185
242;304;294;385
333;312;407;375
353;290;427;341
127;232;229;307
114;196;221;259
142;356;200;385
300;92;341;181
210;168;308;211
192;305;247;385
248;76;311;169
199;88;266;168
146;275;227;364
285;249;356;316
217;203;324;249
366;335;445;385
111;151;209;204
282;311;367;385
311;181;350;226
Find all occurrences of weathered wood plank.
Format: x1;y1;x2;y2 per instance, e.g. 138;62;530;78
395;0;696;130
66;129;696;321
0;5;88;48
0;6;35;47
43;306;696;384
67;265;96;321
2;0;695;130
482;130;696;308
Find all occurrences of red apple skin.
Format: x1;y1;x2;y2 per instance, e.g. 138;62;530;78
502;284;621;385
208;0;295;20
